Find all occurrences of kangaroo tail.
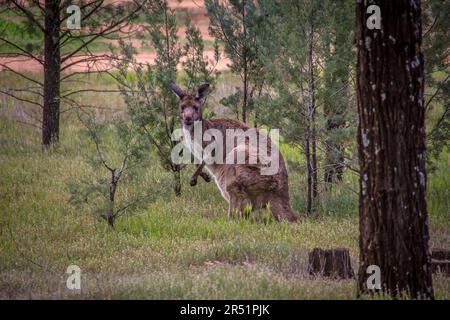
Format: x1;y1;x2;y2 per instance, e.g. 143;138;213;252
270;201;298;223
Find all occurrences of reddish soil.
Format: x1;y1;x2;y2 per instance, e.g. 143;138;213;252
0;1;230;74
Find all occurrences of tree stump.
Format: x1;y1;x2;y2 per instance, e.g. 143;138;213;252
308;248;354;279
431;249;450;277
431;249;450;261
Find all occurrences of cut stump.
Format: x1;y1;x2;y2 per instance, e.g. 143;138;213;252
308;248;354;279
431;260;450;276
431;249;450;277
431;249;450;261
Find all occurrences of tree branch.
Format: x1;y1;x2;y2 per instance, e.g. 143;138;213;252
0;37;44;64
61;1;146;64
10;0;46;34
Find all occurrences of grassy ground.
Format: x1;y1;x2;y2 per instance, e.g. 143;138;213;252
0;111;448;299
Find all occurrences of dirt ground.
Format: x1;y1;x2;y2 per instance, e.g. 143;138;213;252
0;0;231;74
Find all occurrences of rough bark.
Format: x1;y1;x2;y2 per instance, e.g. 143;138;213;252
356;0;433;299
42;0;61;147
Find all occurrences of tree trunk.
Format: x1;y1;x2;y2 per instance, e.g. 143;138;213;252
324;89;346;187
173;166;181;196
356;0;433;299
335;149;344;182
106;212;115;228
311;115;318;199
241;0;248;124
308;26;318;200
323;28;348;187
308;248;355;279
324;140;334;187
42;0;61;147
105;171;117;228
304;132;312;216
242;66;248;124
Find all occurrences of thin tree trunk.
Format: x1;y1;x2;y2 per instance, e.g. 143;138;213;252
324;139;334;187
243;67;248;123
173;166;181;196
356;0;433;299
304;131;312;216
42;0;61;147
311;112;318;199
253;84;263;128
308;23;318;200
107;171;117;228
335;148;344;181
241;0;248;124
323;10;349;187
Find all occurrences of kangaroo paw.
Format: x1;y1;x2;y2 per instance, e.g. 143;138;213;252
200;172;211;183
189;177;198;187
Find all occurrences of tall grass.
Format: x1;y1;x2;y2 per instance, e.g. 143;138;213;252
0;73;448;299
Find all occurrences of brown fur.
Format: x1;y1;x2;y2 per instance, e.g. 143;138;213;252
170;83;297;222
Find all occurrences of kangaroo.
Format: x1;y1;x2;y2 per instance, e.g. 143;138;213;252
169;82;297;222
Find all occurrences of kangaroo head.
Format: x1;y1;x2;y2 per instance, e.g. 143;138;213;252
169;83;210;127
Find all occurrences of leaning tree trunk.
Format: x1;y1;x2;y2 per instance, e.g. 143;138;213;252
42;0;61;147
356;0;433;299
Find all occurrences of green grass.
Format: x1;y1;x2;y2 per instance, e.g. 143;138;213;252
0;75;449;299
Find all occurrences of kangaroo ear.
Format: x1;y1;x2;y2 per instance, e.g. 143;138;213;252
168;82;186;99
195;83;210;104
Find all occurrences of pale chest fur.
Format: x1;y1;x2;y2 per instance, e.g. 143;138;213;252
182;125;229;202
204;165;229;201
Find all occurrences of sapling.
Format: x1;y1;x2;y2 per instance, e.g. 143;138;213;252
69;113;154;228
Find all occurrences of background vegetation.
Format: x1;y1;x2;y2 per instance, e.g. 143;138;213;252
0;0;448;299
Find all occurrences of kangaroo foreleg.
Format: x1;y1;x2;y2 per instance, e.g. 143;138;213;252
190;163;211;186
199;170;211;183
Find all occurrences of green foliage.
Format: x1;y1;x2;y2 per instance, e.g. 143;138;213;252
0;10;42;56
206;0;265;122
181;17;220;92
219;87;242;120
0;116;448;298
206;0;256;73
68;113;155;227
111;1;183;195
254;0;357;194
179;16;221;121
0;2;141;56
423;0;450;168
110;1;224;195
255;0;316;139
1;0;449;299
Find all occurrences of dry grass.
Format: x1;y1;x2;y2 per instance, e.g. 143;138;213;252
0;73;448;300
